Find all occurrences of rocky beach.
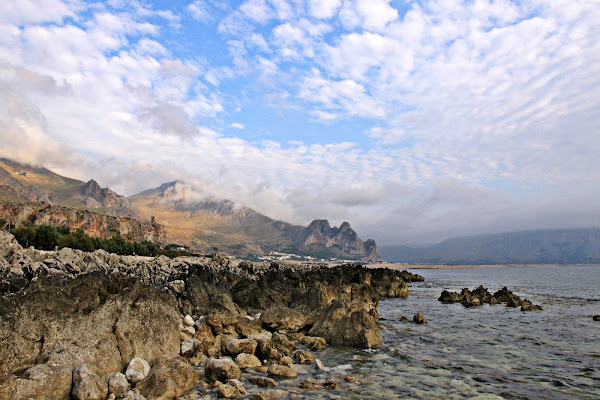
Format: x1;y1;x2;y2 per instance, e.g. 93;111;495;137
0;230;423;400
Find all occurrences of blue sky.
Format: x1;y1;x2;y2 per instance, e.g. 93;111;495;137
0;0;599;245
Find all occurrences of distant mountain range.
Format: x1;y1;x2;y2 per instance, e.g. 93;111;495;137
0;159;380;261
380;228;600;265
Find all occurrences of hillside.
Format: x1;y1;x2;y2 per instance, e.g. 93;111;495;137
129;181;381;261
0;158;134;217
380;228;600;264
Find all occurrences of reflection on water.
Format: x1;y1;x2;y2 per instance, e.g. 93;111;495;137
196;266;600;399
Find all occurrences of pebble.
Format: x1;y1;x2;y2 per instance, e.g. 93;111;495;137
315;359;325;370
183;315;196;327
248;376;278;387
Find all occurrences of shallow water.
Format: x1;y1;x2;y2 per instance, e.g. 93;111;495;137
195;266;600;399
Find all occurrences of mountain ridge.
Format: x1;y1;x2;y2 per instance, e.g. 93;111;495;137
380;228;600;264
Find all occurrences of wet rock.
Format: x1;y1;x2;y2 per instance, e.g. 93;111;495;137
344;376;360;383
107;372;131;398
250;389;287;400
299;379;320;390
271;333;296;356
126;358;151;384
235;353;262;368
520;299;543;311
205;358;242;382
506;295;522;308
72;364;108;400
302;336;326;351
267;363;298;378
217;379;247;398
315;359;325;370
593;315;600;321
439;289;463;303
322;380;340;389
248;376;278;387
136;355;202;400
279;356;293;367
413;312;427;324
400;316;409;322
293;350;315;364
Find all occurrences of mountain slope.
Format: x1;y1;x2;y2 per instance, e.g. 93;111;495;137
380;228;600;264
0;158;134;217
129;181;381;261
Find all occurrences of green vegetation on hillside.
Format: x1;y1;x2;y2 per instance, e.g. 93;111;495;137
6;223;201;258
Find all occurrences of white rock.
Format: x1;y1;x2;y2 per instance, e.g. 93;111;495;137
168;280;185;294
125;358;151;383
183;315;195;327
315;359;325;370
72;364;108;400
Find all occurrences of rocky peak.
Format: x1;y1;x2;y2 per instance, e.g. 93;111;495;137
82;179;102;198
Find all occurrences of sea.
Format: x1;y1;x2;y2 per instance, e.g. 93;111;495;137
262;265;600;399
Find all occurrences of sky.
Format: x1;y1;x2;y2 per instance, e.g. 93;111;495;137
0;0;599;246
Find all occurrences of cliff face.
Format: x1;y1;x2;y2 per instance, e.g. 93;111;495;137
79;179;134;217
0;201;166;246
0;167;51;204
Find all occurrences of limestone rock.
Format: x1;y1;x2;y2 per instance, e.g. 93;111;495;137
301;336;326;351
267;364;297;378
205;358;242;382
217;379;247;398
250;389;287;400
248;376;278;387
72;364;108;400
293;350;315;364
183;314;195;327
315;359;325;370
260;306;310;332
181;338;201;357
235;353;262;368
225;338;258;356
136;355;202;400
413;313;427;324
126;358;151;383
107;372;131;398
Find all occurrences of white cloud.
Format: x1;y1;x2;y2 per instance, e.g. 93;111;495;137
240;0;274;24
308;0;341;19
230;122;245;129
339;0;398;32
186;0;212;22
0;0;80;25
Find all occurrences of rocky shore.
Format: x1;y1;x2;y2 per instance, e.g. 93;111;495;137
0;231;422;400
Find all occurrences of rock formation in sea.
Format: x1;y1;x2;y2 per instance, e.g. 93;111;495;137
439;285;543;311
0;230;421;399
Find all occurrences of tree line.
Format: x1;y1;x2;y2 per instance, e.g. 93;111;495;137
0;219;200;258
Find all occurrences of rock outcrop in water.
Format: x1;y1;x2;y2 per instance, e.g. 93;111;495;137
439;286;543;311
0;230;421;399
0;200;166;246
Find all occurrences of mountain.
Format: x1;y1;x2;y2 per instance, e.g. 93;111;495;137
0;158;134;217
129;181;381;261
380;228;600;264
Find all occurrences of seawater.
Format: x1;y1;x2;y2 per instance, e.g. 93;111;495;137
270;266;600;399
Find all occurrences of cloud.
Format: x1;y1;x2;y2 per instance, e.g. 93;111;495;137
308;0;341;19
230;122;245;129
240;0;273;24
186;0;212;22
339;0;398;32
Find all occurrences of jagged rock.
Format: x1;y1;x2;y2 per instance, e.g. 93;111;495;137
271;333;295;356
267;363;297;378
293;350;315;364
217;383;239;398
413;313;427;324
235;353;262;368
279;356;293;367
299;379;320;389
256;339;280;363
126;358;151;384
248;376;278;387
250;389;287;400
439;286;542;311
593;315;600;321
136;355;202;400
205;358;242;382
107;372;131;398
439;290;463;303
322;380;340;389
122;389;146;400
72;364;108;400
260;306;311;332
520;299;543;311
181;338;201;357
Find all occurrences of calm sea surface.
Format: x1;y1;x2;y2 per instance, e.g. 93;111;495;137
268;266;600;399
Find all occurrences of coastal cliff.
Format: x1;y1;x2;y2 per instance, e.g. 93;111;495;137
0;230;420;399
0;201;166;246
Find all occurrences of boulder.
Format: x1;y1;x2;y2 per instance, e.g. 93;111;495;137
293;350;315;364
205;358;242;382
136;355;202;400
235;353;262;368
181;338;201;357
413;313;427;324
593;315;600;321
250;389;287;400
126;358;151;384
301;336;326;351
267;363;298;378
71;364;108;400
107;372;131;398
248;376;278;387
225;338;258;356
259;306;310;332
